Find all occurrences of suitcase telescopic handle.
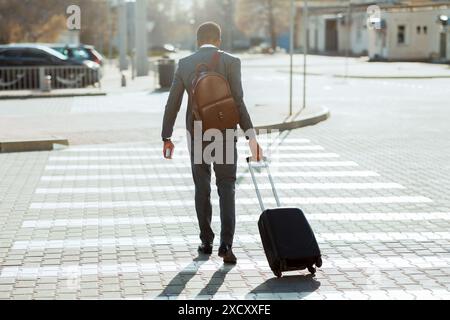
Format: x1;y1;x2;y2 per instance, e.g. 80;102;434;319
246;156;281;211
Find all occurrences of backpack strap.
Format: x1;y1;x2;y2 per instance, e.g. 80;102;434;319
195;51;221;76
209;51;221;71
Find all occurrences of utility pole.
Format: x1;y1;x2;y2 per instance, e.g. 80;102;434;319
107;1;113;63
226;0;234;52
118;0;128;71
289;0;295;116
192;0;199;51
345;0;352;79
302;0;308;111
135;0;149;76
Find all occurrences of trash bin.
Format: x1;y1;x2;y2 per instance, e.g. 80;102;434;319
157;59;175;88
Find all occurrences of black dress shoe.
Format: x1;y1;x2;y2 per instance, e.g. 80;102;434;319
198;243;213;255
218;244;237;264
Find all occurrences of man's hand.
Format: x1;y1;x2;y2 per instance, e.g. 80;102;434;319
249;138;263;162
163;140;175;159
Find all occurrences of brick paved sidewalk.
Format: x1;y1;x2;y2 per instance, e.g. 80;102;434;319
0;129;449;300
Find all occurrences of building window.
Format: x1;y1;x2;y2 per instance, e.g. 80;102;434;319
417;26;421;34
423;26;428;34
397;25;406;44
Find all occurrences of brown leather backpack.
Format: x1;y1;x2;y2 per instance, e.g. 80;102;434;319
191;51;240;132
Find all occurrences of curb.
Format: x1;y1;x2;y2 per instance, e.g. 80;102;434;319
255;107;330;133
333;74;450;80
0;92;106;100
281;70;450;80
0;138;69;153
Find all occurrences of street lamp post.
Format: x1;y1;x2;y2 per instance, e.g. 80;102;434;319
118;0;128;71
135;0;149;76
289;0;295;117
345;1;352;79
107;1;113;63
302;0;308;111
225;0;234;52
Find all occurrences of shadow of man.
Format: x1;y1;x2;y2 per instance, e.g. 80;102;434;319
157;255;209;299
195;264;235;299
246;274;321;299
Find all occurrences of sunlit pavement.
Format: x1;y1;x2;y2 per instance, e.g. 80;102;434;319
0;55;449;299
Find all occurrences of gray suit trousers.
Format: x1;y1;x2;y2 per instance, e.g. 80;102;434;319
189;138;237;247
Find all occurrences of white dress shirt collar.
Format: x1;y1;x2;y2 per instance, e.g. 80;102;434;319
199;44;218;49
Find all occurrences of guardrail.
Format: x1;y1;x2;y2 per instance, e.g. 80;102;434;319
0;66;101;91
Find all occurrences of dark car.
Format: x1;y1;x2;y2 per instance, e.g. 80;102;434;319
0;44;100;90
52;44;104;66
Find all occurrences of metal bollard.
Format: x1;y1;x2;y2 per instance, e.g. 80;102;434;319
43;75;52;92
121;73;127;87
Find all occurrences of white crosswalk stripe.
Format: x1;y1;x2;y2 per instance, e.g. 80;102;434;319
61;145;325;152
2;256;450;279
21;212;450;229
39;171;380;181
10;232;450;250
44;161;359;170
47;153;341;161
34;182;404;194
29;196;432;210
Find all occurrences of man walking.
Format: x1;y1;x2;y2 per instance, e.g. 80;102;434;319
161;22;262;264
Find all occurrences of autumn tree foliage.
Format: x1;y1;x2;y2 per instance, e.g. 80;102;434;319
0;0;110;51
0;0;67;43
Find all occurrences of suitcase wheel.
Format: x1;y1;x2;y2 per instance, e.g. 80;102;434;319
273;270;282;278
316;256;323;268
307;266;316;275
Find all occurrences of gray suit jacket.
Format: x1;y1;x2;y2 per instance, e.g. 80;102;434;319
161;46;255;140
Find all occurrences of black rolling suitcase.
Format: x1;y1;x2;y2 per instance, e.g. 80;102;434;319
247;156;322;278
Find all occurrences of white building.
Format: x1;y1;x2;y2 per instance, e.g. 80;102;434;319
296;1;374;56
296;0;450;62
367;3;450;62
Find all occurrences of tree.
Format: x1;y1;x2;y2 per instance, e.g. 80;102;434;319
0;0;112;53
235;0;290;51
0;0;67;43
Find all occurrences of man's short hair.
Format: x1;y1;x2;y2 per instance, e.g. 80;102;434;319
197;22;221;43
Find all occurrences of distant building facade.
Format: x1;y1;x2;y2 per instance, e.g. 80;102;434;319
295;0;450;62
367;2;450;61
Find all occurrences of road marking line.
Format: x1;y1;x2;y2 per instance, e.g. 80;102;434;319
47;153;341;161
39;171;380;181
21;212;450;229
11;232;448;250
181;290;450;300
29;196;432;209
62;145;325;152
44;161;358;170
2;256;450;279
35;183;404;194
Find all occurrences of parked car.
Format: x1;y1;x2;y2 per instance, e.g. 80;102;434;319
52;44;104;66
0;44;100;90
